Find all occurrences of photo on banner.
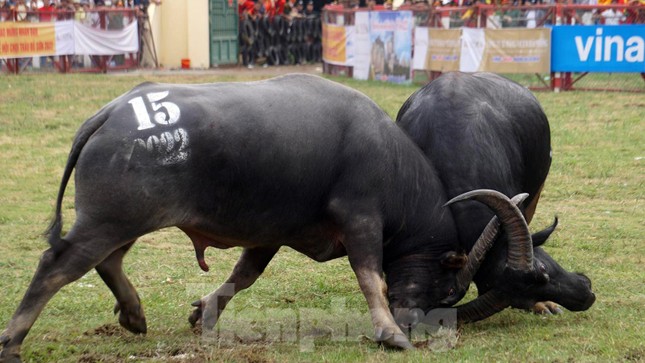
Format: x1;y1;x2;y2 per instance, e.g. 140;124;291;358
368;11;413;84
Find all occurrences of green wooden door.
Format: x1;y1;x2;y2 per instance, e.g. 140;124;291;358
210;0;238;66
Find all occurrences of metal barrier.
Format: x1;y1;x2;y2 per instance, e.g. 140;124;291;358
322;3;645;92
239;14;323;67
0;8;142;74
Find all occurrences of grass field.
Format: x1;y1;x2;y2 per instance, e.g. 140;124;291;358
0;70;643;362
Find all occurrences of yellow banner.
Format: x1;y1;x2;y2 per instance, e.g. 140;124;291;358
322;23;347;65
0;22;56;58
426;28;461;72
481;28;551;73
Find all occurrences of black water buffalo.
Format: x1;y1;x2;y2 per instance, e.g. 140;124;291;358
396;72;596;323
0;74;520;361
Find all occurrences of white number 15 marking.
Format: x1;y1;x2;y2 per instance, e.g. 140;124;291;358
128;91;181;130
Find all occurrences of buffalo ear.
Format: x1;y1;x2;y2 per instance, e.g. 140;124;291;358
440;251;467;269
532;216;559;248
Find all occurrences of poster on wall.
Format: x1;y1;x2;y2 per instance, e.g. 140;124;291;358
367;11;413;84
353;11;413;83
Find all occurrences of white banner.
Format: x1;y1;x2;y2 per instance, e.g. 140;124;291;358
412;26;428;70
74;20;139;55
459;28;485;72
353;11;370;80
55;21;75;55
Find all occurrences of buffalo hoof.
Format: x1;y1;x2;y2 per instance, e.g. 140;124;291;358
0;335;22;363
532;301;563;315
375;327;415;350
114;302;147;334
0;353;22;363
188;300;202;328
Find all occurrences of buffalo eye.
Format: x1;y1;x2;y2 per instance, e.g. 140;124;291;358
536;263;550;283
448;287;455;296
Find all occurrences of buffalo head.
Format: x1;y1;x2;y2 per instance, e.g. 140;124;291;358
447;190;595;322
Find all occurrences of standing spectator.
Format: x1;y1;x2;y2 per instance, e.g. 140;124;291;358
57;0;75;19
0;0;12;21
38;0;56;22
502;0;524;26
73;0;86;21
253;0;265;18
303;0;315;15
623;0;642;23
524;0;539;28
15;0;29;20
238;0;254;18
599;0;626;23
291;0;304;16
264;0;277;16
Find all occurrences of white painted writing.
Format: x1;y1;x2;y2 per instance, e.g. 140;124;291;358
128;90;189;165
575;28;645;62
134;128;190;165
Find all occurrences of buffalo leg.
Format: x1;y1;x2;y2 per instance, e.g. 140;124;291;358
95;241;147;334
329;201;413;350
346;230;413;349
0;236;126;362
193;246;280;331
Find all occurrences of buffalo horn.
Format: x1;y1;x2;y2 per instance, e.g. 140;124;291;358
456;289;510;323
445;189;534;271
447;193;529;292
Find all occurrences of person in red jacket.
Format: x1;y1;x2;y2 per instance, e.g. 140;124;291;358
39;0;57;22
238;0;255;19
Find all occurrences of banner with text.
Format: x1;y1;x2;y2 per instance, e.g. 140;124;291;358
417;28;461;72
322;22;354;66
0;20;138;58
412;27;550;73
551;25;645;73
481;28;550;73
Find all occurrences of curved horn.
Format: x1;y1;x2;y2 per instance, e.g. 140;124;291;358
456;289;510;324
447;193;529;292
445;189;534;271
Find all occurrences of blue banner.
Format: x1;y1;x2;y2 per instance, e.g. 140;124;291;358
551;25;645;73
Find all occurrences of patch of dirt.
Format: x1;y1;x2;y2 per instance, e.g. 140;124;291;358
84;324;125;337
624;347;644;361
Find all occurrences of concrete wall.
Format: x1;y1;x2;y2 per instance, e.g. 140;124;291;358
148;0;210;69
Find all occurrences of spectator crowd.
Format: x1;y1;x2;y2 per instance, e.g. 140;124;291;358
0;0;160;23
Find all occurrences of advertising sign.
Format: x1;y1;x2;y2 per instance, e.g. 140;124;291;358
368;11;413;84
322;22;352;66
0;20;138;58
482;28;550;73
426;28;461;72
551;25;645;73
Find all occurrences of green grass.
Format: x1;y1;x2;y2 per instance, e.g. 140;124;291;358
0;71;643;362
